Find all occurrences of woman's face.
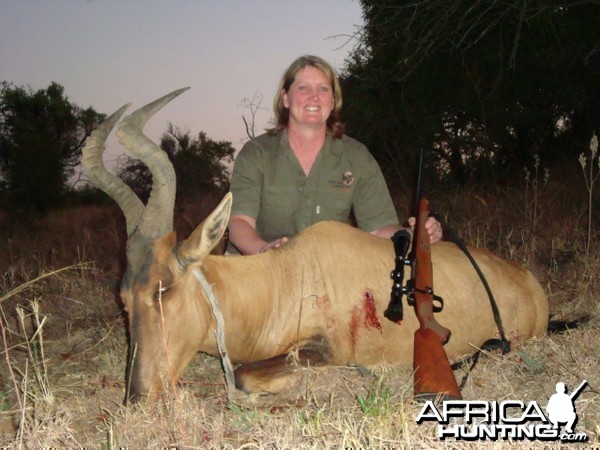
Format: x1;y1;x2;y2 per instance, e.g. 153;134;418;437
282;65;334;130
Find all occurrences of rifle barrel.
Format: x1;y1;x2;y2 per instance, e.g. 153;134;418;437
569;380;588;400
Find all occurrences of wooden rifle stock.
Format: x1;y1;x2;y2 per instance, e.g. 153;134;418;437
411;197;462;401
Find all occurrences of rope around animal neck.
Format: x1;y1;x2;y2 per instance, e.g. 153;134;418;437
192;267;240;403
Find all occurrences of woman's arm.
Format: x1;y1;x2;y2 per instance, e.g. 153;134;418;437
228;214;288;255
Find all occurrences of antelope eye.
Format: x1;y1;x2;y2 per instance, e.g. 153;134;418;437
153;284;170;302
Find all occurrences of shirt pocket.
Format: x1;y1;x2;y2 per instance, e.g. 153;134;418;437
318;187;354;222
258;185;299;238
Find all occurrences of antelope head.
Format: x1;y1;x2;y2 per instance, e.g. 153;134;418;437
82;89;231;403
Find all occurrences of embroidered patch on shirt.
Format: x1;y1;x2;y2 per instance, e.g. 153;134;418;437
343;171;355;186
328;171;355;189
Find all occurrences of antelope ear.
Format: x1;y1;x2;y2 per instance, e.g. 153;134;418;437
176;193;232;265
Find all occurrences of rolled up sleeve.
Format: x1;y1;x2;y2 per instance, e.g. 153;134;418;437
230;141;263;219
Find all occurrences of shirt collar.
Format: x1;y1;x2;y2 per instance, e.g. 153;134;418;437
279;129;337;156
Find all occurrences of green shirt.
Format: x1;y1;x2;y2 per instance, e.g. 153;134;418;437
230;131;398;244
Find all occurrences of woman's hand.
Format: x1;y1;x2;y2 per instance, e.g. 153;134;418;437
407;216;443;244
372;215;443;244
258;237;289;254
228;215;290;254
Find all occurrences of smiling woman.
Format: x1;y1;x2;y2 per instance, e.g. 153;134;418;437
282;66;336;161
226;55;443;256
272;55;344;139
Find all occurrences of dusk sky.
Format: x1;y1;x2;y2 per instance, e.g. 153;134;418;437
1;0;364;173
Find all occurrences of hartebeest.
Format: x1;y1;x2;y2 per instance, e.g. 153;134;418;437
82;89;549;403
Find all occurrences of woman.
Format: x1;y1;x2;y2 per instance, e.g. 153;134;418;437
228;55;442;255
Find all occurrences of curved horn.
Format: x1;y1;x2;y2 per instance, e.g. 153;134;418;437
82;103;144;236
116;87;190;239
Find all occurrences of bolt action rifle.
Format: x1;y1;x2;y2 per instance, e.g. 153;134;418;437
384;149;462;401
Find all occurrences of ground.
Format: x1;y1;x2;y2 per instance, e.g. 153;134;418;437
0;196;599;448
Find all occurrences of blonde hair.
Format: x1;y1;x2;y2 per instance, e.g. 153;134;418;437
268;55;345;138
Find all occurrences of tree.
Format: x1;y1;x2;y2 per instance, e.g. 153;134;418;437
119;124;234;203
0;82;103;213
240;92;268;140
340;1;600;186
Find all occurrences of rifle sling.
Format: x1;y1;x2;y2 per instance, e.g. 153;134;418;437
431;212;510;352
431;212;511;389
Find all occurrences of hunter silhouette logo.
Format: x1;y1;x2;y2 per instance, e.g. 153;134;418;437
546;380;587;434
416;380;589;442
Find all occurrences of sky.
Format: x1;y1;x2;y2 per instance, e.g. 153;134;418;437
0;0;364;171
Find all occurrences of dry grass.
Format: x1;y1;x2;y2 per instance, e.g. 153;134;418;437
0;178;599;448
